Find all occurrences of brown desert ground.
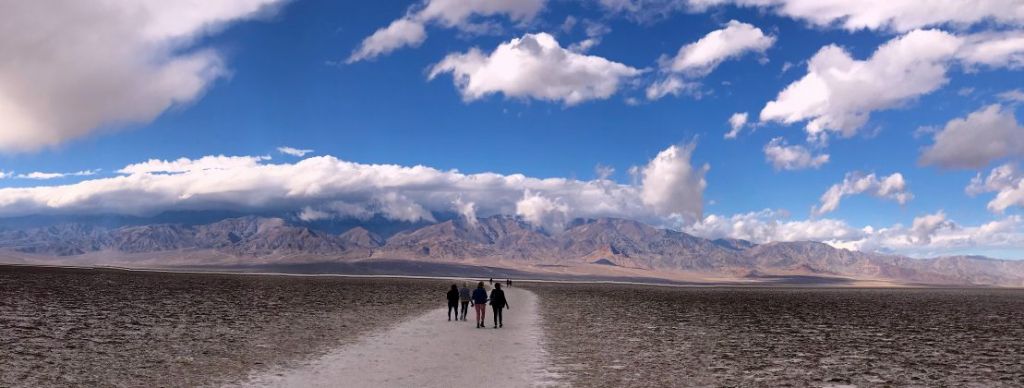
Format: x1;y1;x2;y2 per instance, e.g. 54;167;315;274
2;265;1023;387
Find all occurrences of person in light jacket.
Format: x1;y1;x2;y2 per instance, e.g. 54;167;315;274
458;283;472;321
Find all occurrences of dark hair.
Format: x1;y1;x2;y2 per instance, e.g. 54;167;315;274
477;281;485;288
494;283;501;289
450;284;457;291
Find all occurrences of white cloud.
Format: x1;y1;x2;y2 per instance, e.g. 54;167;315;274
845;215;1024;257
117;155;272;175
687;209;866;243
348;0;546;62
16;170;99;180
760;29;1024;142
1000;89;1024;102
0;0;285;152
638;142;709;223
598;0;689;22
725;112;748;139
763;137;829;170
647;20;773;100
813;172;912;216
594;164;616;180
0;171;11;179
453;197;479;226
967;163;1024;213
645;76;699;100
515;190;570;231
277;146;314;157
300;201;375;222
956;31;1024;69
347;19;427;64
908;211;954;245
919;104;1024;169
663;20;775;76
760;29;962;142
688;208;1024;258
429;32;642;105
689;0;1024;32
0;145;707;229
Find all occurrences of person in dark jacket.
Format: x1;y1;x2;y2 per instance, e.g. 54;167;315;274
446;284;460;321
489;283;510;328
472;281;489;328
458;283;472;321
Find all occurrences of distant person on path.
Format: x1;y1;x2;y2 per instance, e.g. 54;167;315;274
446;284;460;321
489;283;510;328
472;282;489;328
506;278;511;287
458;283;472;321
489;277;493;285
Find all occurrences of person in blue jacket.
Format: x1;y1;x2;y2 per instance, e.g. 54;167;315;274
472;281;489;328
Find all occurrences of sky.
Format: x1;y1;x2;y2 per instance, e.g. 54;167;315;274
1;0;1023;258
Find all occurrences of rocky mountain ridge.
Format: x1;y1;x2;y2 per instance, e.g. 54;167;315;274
1;215;1022;286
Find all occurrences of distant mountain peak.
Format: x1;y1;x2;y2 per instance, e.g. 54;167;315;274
1;214;1022;286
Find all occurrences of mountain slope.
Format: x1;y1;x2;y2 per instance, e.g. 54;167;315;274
0;215;1022;286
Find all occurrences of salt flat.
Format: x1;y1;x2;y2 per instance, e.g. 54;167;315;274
238;286;552;388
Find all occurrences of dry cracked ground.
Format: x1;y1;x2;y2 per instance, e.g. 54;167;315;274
2;266;1024;387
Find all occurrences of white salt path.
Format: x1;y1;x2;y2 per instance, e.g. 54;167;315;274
238;287;551;388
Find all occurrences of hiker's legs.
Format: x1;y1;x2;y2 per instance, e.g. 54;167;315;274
492;305;503;326
475;303;486;324
448;303;458;320
460;301;469;319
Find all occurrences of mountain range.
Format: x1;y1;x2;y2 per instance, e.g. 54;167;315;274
1;214;1022;287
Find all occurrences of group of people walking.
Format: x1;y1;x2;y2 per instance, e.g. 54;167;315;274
446;280;511;328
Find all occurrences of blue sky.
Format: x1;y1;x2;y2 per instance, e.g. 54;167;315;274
1;0;1023;258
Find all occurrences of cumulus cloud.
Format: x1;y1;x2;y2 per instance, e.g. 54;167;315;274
688;208;1024;258
453;197;479;226
1000;89;1024;102
663;20;775;76
598;0;690;22
967;163;1024;213
844;215;1024;256
0;0;285;152
515;190;571;231
762;137;829;171
347;0;546;63
919;104;1024;169
813;172;912;216
724;112;748;139
686;209;866;243
638;142;709;223
277;146;314;157
117;155;272;175
908;211;955;245
688;0;1024;32
760;29;1024;142
760;29;961;142
0;145;708;229
15;170;100;180
347;19;427;63
429;32;642;105
647;20;773;100
645;76;699;100
956;31;1024;69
